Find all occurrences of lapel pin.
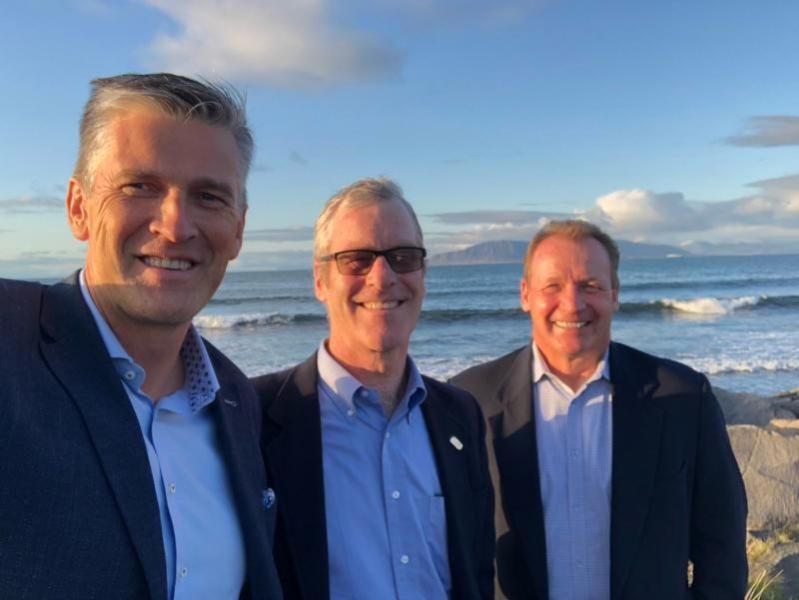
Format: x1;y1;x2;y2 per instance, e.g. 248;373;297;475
449;436;464;451
223;397;238;408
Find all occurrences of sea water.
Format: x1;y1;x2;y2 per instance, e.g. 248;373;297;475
197;254;799;396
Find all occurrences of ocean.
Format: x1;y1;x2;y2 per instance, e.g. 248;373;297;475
197;253;799;396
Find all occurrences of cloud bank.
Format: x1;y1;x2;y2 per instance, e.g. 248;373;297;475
725;115;799;147
427;176;799;253
0;194;63;214
143;0;403;88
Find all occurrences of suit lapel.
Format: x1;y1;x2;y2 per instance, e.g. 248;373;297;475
609;342;663;599
263;354;329;599
38;277;167;600
491;344;549;599
421;383;472;595
211;368;279;600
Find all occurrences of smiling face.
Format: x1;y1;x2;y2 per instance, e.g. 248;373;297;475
314;200;425;371
67;109;245;337
521;234;619;382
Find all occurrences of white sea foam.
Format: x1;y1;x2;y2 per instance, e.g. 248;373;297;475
686;357;799;376
194;312;293;329
659;295;762;315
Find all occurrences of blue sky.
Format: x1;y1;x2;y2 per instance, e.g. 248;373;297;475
2;0;798;277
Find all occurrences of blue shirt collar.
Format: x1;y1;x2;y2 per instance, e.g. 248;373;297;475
316;341;427;422
78;269;220;409
532;342;611;388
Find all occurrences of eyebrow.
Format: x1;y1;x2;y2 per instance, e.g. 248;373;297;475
112;171;237;198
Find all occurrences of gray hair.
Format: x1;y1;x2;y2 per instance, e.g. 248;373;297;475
313;177;423;258
73;73;253;205
524;219;621;289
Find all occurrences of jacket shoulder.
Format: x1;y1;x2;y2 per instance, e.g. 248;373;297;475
0;278;44;340
449;346;528;396
423;375;482;417
611;341;709;392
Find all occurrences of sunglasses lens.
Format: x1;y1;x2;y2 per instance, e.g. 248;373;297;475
386;248;425;273
335;251;376;275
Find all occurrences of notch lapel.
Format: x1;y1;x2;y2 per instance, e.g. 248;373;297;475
263;355;329;599
491;345;549;600
38;277;166;600
608;343;663;599
211;365;280;600
421;383;473;595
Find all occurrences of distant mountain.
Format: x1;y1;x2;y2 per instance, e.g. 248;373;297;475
429;239;690;266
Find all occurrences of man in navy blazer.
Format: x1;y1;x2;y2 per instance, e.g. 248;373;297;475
253;178;494;600
451;220;747;599
0;74;281;600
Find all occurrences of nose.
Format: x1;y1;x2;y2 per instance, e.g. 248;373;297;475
150;190;197;243
560;283;586;311
365;255;396;287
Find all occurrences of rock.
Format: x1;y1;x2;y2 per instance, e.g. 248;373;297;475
715;387;785;427
729;425;799;530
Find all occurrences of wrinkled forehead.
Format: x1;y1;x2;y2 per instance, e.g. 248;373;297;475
528;235;614;279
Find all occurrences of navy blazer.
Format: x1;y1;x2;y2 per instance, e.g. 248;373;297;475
252;354;495;600
451;342;748;600
0;275;282;600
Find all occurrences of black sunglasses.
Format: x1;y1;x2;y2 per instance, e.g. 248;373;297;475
318;246;427;276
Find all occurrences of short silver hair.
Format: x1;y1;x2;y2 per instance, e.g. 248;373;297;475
73;72;253;206
313;177;423;258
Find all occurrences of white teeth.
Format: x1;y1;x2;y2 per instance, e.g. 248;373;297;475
143;256;192;271
554;321;587;329
363;301;400;309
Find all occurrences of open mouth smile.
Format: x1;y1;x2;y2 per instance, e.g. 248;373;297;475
553;320;588;329
141;256;194;271
360;300;403;310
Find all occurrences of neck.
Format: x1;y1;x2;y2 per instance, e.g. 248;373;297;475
538;346;604;393
113;320;189;401
326;342;408;416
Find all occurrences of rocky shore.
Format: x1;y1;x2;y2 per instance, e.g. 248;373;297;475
717;387;799;596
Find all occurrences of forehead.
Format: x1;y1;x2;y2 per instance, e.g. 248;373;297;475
528;235;613;280
328;201;421;250
99;110;241;189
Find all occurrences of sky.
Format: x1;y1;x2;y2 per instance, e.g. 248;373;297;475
1;0;798;277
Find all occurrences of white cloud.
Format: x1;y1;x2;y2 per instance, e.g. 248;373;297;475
588;189;694;233
142;0;403;88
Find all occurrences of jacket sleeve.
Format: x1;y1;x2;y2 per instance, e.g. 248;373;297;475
689;377;748;598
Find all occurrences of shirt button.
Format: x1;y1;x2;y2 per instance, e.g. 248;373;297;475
124;371;135;380
391;490;400;500
179;567;188;578
346;408;355;417
385;432;391;440
169;483;177;494
400;555;409;565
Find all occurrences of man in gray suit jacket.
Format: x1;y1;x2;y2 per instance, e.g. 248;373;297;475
451;219;747;600
0;73;281;600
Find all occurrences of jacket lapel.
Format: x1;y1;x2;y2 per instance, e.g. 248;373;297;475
211;363;280;600
38;276;167;600
421;382;473;596
608;342;663;599
263;354;329;599
491;345;549;599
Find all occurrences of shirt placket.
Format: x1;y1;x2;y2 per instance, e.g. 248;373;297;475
566;395;589;599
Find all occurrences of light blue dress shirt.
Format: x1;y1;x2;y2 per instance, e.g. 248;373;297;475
532;343;613;600
79;272;245;600
317;342;451;600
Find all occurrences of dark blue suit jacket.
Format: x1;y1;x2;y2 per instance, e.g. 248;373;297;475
253;354;495;600
0;274;282;600
451;342;748;600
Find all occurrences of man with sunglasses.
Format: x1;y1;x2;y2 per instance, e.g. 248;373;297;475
253;178;494;600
